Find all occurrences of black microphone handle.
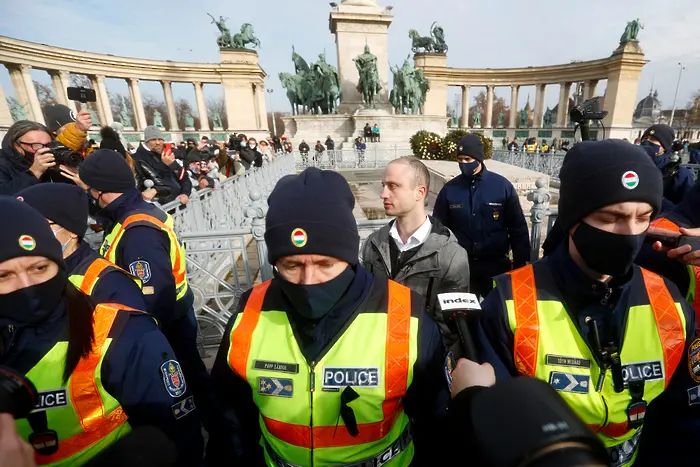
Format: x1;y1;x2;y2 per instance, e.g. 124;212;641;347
455;315;478;361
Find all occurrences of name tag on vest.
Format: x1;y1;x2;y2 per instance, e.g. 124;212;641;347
449;204;464;209
253;360;299;374
622;361;664;384
32;389;68;412
545;354;591;369
322;367;380;389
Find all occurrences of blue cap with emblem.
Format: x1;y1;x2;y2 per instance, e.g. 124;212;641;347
0;196;65;270
456;134;485;162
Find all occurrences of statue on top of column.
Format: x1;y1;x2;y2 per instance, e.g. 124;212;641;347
354;45;382;108
408;22;449;54
208;14;234;48
619;19;643;44
233;23;261;49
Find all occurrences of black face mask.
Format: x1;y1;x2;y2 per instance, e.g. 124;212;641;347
571;221;646;276
277;266;355;319
87;190;102;217
0;272;66;326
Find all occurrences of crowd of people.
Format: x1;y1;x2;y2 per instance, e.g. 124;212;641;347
4;95;700;467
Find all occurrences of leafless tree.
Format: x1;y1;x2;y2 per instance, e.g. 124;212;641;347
33;81;57;107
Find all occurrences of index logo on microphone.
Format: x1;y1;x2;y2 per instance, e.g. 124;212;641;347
437;293;481;312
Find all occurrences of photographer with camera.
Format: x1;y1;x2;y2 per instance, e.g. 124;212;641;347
132;126;191;206
0;196;203;465
640;124;694;210
0;121;82;195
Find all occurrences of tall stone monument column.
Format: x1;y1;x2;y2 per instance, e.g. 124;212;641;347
330;0;393;113
219;49;268;136
602;41;647;139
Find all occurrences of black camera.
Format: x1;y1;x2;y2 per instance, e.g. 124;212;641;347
0;366;37;419
48;141;82;167
569;97;608;124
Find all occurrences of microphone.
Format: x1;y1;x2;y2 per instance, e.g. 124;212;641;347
144;180;154;189
438;292;482;361
83;426;177;467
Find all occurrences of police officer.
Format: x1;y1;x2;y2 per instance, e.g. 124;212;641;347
475;140;700;466
433;134;530;298
640;124;694;209
0;196;202;465
15;183;144;309
77;149;213;426
206;168;450;466
636;180;700;318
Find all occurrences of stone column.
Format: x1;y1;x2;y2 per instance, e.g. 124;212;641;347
127;78;147;131
49;71;68;106
556;82;571;127
7;65;33;120
0;81;13;126
509;85;519;127
602;44;646;138
485;85;494;129
459;85;469;128
193;82;209;131
255;81;268;131
21;66;44;125
161;81;179;131
91;75;113;126
533;84;546;129
584;79;598;100
55;71;77;113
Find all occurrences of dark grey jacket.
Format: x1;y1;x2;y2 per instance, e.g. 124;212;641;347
361;216;470;346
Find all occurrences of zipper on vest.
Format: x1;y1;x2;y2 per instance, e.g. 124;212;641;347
600;287;612;306
309;360;316;467
4;325;16;356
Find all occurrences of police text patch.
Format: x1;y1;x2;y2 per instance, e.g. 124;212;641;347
171;396;196;419
549;371;589;394
688;338;700;383
323;367;380;389
258;377;293;397
622;360;664;385
129;260;152;283
32;389;68;412
545;354;591;369
253;360;299;374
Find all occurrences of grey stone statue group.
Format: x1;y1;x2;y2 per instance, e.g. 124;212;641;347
390;55;430;114
209;14;261;49
280;47;341;115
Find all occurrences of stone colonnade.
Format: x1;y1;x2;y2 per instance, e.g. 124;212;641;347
415;41;648;139
0;36;269;137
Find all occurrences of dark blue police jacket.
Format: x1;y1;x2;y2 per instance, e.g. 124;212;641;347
65;241;146;311
475;243;700;465
636;180;700;300
205;265;450;466
433;166;530;278
662;162;694;207
98;188;194;326
0;299;203;465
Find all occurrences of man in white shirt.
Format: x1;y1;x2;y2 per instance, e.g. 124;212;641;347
361;156;470;346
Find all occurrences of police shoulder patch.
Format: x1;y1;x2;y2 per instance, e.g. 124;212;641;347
129;260;152;283
444;351;456;392
161;360;187;398
688;338;700;383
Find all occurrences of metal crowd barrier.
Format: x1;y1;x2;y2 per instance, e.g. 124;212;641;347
292;145;414;171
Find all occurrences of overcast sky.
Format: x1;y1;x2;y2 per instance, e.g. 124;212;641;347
1;0;698;117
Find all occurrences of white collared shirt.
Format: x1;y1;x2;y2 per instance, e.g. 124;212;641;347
389;217;432;252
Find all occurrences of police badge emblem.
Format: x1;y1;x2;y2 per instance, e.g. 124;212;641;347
161;360;187;397
129;260;152;283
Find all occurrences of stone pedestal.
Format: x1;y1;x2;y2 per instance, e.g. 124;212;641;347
330;0;393;114
219;48;268;136
414;53;447;117
282;113;447;148
602;41;647;135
